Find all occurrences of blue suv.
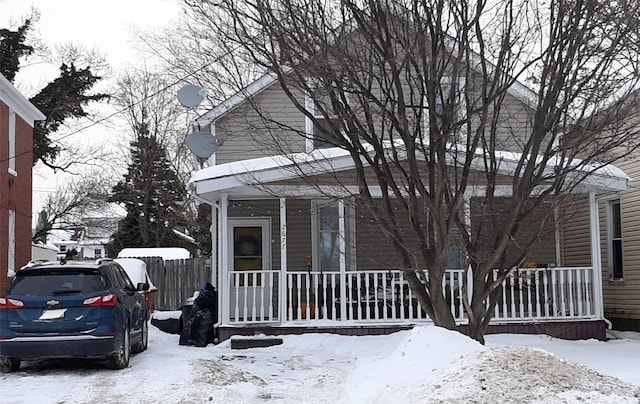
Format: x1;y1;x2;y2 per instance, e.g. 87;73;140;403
0;260;149;372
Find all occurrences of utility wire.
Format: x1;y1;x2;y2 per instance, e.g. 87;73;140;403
2;51;232;164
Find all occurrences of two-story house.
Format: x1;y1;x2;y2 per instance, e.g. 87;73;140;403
0;73;45;294
186;14;632;342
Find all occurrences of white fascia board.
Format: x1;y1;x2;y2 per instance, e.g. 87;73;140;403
0;74;46;125
191;150;356;196
464;149;630;192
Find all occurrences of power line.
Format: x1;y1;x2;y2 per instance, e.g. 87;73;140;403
1;52;231;164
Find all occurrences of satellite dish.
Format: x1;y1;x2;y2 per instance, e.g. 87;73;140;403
177;84;206;108
186;131;219;159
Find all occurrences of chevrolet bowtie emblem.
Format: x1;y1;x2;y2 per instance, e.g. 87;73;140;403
47;300;60;306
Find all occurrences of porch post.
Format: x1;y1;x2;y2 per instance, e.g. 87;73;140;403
279;198;288;323
338;199;347;321
220;194;230;324
588;191;604;318
211;205;218;287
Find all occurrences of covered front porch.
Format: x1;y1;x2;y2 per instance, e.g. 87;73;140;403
188;148;629;341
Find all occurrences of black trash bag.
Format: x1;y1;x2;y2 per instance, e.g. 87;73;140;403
179;282;218;347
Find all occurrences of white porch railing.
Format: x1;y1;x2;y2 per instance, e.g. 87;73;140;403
225;267;598;325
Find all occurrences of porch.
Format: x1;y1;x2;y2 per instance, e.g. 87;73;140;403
187;147;629;342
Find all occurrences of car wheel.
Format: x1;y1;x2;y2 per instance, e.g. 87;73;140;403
107;326;130;369
0;356;20;373
131;320;148;353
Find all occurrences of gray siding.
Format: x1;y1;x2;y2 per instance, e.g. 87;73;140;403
560;196;592;267
214;85;307;165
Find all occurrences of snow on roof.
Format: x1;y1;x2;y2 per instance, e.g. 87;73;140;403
189;143;631;197
117;247;191;261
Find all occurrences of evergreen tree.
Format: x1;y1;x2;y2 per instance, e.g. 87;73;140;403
0;19;34;82
192;203;212;256
0;20;108;168
107;132;193;256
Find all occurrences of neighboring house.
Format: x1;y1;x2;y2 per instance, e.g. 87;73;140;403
187;41;631;342
50;222;113;261
596;129;640;330
48;206;122;260
0;73;45;294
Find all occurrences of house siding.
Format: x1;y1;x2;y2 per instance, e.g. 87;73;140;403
214;85;306;165
600;155;640;324
560;196;592;267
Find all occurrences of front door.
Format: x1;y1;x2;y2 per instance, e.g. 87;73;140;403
227;218;271;321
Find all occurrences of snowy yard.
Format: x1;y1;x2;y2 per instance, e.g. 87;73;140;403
2;312;640;403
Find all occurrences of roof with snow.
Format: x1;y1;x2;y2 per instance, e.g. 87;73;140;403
188;144;631;201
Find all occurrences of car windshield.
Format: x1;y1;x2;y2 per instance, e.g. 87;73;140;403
8;269;106;296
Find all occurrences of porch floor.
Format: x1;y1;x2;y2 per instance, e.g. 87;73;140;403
217;320;606;342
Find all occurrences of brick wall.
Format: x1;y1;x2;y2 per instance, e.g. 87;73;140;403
0;101;34;295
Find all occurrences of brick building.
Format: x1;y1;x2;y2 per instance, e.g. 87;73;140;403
0;74;45;294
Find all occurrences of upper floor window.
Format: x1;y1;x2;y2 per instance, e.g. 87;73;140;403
424;78;467;145
608;199;623;280
8;109;16;174
305;85;347;151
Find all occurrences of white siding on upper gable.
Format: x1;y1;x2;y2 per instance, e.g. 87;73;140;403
214;85;307;165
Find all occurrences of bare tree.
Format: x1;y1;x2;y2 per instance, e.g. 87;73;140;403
181;0;640;342
32;174;113;244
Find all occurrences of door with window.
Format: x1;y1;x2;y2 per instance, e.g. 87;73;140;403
227;218;272;321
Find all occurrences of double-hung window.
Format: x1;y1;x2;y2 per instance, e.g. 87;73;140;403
608;199;624;280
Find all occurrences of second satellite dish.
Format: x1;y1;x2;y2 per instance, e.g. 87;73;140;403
177;84;206;108
186;131;219;159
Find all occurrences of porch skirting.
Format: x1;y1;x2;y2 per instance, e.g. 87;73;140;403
218;320;607;342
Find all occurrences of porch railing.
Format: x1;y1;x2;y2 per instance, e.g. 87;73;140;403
224;267;597;325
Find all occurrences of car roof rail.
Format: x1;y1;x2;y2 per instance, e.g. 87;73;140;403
95;258;114;265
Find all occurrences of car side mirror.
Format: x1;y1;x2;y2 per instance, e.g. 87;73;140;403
137;282;150;292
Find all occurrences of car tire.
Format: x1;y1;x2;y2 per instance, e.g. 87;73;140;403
107;326;130;370
131;319;148;354
0;356;20;373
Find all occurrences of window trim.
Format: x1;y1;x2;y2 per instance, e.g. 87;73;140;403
311;199;355;272
607;199;624;280
8;109;16;175
304;84;348;152
423;77;467;146
8;209;15;277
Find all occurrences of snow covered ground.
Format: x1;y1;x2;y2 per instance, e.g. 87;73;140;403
2;312;640;403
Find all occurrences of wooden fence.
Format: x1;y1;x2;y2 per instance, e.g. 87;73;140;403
140;257;212;311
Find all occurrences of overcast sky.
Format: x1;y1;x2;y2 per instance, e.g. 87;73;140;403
1;0;181;221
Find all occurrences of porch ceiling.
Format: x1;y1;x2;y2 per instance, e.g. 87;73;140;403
188;143;631;203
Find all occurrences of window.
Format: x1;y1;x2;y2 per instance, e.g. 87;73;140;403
8;210;15;277
608;200;623;280
424;78;466;145
59;245;67;252
8;109;16;174
305;85;346;151
317;201;340;272
311;200;356;272
94;248;103;258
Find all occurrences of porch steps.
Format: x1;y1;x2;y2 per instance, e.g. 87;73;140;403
230;335;284;349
